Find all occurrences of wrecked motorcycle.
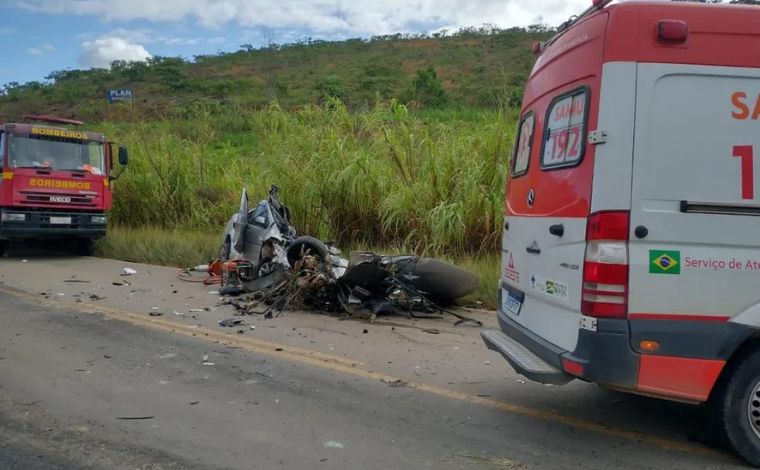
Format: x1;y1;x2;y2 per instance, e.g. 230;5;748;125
219;185;346;281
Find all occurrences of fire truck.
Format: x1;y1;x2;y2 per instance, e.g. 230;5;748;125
0;115;128;255
481;0;760;465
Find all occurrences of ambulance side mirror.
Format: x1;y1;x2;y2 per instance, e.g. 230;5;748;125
118;146;129;166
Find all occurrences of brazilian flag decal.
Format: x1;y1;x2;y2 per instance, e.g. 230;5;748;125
649;250;681;275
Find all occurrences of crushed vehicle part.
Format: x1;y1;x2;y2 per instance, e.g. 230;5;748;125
218;318;244;327
214;186;480;326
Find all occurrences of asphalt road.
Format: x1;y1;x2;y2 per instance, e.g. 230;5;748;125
0;252;751;469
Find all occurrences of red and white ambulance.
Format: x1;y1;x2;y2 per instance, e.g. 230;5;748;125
481;0;760;465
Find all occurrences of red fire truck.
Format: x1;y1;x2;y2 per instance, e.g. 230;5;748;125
0;115;128;255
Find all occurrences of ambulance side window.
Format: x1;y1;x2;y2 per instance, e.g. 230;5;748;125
541;87;589;170
511;112;535;178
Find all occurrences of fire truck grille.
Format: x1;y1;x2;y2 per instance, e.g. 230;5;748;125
20;191;96;207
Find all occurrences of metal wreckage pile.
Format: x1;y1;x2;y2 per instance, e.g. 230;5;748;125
211;186;482;326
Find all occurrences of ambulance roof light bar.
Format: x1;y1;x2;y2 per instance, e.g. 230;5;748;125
535;0;615;55
20;114;85;126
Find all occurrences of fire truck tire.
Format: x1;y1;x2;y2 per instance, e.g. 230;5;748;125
712;347;760;467
75;239;95;256
0;240;7;256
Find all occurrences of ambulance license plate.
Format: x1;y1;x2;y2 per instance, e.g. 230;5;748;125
50;216;71;225
503;288;524;316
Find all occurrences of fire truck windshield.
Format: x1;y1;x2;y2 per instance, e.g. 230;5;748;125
7;134;104;174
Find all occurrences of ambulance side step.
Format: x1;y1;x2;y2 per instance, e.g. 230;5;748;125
481;329;574;385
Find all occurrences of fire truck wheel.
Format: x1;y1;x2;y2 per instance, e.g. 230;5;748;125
75;239;95;256
712;347;760;467
0;240;7;256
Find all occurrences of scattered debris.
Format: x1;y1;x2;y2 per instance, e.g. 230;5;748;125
218;318;244;327
89;294;104;301
116;416;154;420
452;452;522;469
64;279;89;283
324;441;345;449
149;311;163;317
249;325;256;331
121;267;138;276
382;379;409;388
362;329;368;334
422;328;440;335
21;259;28;263
189;401;200;405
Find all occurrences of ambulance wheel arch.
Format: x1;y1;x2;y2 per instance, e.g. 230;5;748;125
710;339;760;466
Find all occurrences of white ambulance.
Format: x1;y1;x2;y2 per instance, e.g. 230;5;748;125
481;0;760;465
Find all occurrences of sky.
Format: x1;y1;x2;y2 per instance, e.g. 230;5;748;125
1;0;593;87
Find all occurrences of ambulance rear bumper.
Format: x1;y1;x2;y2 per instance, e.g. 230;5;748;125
485;288;640;389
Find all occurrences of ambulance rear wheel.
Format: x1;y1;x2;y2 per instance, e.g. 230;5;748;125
712;348;760;467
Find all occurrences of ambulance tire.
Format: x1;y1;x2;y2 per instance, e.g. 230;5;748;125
712;347;760;467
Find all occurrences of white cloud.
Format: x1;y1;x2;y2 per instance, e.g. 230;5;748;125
79;37;151;68
18;0;594;34
26;43;54;55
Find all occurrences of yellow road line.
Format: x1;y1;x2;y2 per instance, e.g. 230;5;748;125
0;285;730;460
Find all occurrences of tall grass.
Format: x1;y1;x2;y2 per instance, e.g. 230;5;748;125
98;100;516;256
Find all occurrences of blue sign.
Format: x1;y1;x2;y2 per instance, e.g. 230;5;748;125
107;89;134;103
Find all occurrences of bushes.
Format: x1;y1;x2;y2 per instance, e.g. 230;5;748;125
98;101;517;256
403;66;448;108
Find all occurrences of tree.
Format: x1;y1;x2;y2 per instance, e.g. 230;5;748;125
404;66;448;108
315;75;346;102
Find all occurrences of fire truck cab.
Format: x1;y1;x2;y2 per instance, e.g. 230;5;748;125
0;115;127;254
481;1;760;465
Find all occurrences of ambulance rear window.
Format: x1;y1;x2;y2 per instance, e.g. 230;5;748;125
511;111;534;178
541;87;589;170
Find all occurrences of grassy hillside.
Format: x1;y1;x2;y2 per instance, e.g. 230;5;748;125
0;26;551;121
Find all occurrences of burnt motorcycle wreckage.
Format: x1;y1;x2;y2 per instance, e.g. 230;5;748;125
217;186;481;325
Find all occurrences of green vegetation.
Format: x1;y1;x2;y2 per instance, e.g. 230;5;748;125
0;26;552;121
97;100;516;256
95;226;218;267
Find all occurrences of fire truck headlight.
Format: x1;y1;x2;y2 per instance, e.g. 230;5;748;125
91;215;107;224
1;213;26;222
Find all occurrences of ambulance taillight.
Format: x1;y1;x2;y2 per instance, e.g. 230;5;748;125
581;211;630;318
